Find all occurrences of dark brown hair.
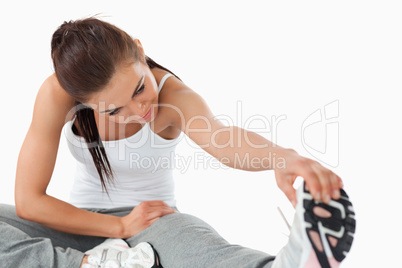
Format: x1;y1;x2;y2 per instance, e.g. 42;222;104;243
51;16;180;192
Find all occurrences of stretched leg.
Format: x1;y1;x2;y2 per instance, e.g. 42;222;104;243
0;204;105;268
126;212;275;268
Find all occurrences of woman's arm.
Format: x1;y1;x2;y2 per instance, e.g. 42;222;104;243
15;75;174;238
165;81;342;206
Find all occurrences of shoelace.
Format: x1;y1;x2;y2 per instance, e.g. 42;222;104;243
277;206;291;237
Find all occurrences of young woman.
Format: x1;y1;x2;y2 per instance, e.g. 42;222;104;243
0;17;355;268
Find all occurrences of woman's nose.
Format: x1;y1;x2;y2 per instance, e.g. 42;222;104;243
137;102;148;114
127;100;147;116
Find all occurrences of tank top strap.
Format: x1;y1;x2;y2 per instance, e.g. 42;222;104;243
158;73;174;93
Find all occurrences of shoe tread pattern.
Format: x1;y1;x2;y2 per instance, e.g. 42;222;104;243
303;183;356;268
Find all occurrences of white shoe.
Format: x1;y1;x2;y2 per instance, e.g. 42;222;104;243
272;182;356;268
121;242;161;268
84;238;130;268
83;238;161;268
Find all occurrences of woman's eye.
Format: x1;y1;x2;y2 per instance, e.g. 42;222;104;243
108;84;145;116
136;84;145;94
109;109;120;116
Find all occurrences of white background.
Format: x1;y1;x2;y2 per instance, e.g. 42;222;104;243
0;1;401;267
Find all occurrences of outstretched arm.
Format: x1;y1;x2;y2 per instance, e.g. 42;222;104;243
167;83;342;206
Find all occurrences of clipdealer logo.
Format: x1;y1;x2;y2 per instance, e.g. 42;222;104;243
301;100;339;167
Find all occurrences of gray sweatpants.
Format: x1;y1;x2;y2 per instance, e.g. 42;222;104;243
0;204;274;268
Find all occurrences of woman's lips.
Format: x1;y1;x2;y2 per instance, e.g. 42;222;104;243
141;108;151;119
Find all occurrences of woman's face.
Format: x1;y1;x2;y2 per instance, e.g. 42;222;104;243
86;61;159;124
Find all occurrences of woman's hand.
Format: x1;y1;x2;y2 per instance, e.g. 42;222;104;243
120;200;177;238
274;149;343;207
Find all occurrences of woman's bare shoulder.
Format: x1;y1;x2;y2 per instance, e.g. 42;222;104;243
33;73;77;126
152;68;210;131
42;73;74;101
152;68;191;101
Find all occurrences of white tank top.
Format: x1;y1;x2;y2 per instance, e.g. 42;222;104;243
64;73;183;208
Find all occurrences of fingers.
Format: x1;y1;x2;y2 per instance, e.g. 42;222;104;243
275;172;297;207
281;182;297;207
123;201;177;237
310;163;331;203
137;200;176;222
143;200;170;207
297;162;322;201
305;160;343;204
147;206;176;220
330;173;342;199
147;206;177;226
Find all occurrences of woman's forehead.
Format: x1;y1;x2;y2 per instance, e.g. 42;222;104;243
86;63;145;110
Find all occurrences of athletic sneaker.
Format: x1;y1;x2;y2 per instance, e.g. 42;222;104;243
83;238;162;268
272;182;356;268
121;242;162;268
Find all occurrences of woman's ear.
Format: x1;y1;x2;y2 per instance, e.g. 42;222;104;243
134;38;146;61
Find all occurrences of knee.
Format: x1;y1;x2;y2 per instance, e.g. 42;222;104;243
158;212;200;227
158;212;219;235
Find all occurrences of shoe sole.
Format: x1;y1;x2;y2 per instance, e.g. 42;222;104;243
302;183;356;268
